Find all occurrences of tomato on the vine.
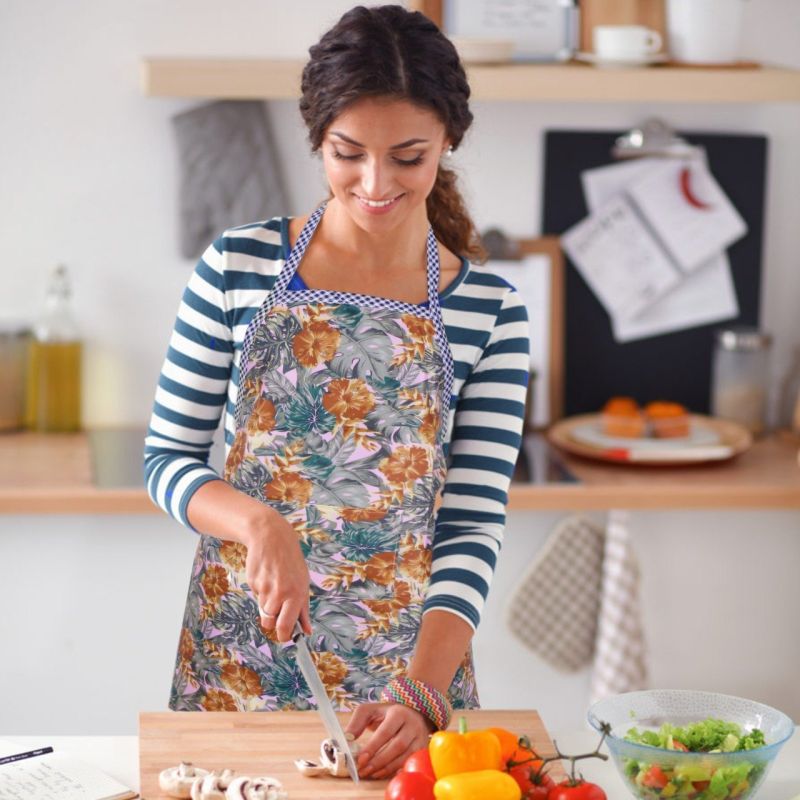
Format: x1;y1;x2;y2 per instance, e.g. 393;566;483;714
548;779;607;800
508;759;554;799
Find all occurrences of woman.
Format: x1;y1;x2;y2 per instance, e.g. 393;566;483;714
145;4;529;780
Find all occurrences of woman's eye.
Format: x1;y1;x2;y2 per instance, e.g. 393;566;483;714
394;155;424;167
332;149;361;161
331;149;424;167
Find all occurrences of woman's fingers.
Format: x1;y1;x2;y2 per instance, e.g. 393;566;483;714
346;703;386;742
299;604;313;636
363;730;415;778
274;597;303;642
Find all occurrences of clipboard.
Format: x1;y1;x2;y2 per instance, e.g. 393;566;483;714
542;127;767;417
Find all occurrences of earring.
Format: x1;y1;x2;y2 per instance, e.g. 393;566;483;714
442;146;454;159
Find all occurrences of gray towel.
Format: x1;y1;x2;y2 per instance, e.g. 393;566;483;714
172;100;290;259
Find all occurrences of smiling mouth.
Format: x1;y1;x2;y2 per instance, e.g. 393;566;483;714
354;193;404;208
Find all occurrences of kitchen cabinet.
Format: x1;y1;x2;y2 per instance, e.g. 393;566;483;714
1;429;797;513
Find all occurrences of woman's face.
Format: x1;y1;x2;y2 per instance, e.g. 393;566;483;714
320;96;450;232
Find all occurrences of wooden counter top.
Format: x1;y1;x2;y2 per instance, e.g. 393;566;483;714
1;429;798;514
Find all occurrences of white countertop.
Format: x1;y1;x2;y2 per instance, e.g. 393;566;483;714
2;730;799;799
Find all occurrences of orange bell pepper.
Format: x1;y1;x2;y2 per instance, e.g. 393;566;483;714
429;717;503;779
433;769;522;800
485;726;519;766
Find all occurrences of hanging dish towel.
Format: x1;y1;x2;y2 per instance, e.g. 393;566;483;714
505;515;605;672
171;100;290;259
589;509;648;704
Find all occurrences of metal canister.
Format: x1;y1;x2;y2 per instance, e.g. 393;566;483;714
0;323;31;431
710;327;772;435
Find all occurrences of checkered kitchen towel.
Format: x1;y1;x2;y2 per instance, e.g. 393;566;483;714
506;512;648;700
589;510;648;704
505;515;605;672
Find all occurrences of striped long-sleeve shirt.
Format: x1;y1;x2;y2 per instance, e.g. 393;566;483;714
144;215;530;630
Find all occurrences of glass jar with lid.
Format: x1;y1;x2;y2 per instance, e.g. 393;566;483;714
710;327;772;435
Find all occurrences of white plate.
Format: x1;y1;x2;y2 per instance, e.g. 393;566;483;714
571;419;720;451
575;51;667;68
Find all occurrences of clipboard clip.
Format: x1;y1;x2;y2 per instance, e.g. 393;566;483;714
612;117;701;160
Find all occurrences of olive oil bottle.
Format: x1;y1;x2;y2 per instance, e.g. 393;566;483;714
24;264;82;432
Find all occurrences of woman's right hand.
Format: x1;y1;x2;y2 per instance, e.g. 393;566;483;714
243;507;313;643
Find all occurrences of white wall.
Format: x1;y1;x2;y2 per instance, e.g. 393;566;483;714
1;0;798;735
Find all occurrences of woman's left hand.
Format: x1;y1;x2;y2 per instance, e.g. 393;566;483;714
345;702;434;780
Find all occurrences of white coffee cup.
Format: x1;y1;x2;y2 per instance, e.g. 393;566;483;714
593;25;663;62
666;0;745;64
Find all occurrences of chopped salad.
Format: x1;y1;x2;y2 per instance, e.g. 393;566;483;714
622;719;767;799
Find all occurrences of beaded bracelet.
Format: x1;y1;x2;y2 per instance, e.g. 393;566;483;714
380;675;452;731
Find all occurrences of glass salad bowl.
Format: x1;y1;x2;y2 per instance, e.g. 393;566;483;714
588;689;794;800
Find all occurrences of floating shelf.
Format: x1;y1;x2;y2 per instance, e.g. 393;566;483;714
141;58;800;103
2;430;799;513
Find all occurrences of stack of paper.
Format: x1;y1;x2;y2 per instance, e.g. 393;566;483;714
561;154;745;343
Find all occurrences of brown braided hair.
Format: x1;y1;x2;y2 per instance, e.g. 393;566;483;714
299;4;486;263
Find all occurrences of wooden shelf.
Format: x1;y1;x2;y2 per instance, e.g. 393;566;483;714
1;430;798;514
141;58;800;103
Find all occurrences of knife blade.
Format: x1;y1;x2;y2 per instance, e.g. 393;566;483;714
292;622;359;783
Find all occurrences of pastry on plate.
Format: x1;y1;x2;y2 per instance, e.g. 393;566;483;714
645;401;690;438
602;396;645;438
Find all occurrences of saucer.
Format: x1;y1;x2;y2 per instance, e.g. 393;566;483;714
575;51;667;68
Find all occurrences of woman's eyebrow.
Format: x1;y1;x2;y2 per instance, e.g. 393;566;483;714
330;131;429;149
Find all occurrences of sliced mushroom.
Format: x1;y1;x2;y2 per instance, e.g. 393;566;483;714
225;776;287;799
190;769;236;800
293;758;327;777
294;736;361;779
158;762;210;799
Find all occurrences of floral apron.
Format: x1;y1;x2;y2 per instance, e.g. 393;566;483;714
170;202;479;713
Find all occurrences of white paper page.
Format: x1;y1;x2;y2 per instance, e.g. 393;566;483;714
0;751;134;800
613;254;737;342
561;194;681;322
486;255;550;425
582;158;739;342
627;158;747;273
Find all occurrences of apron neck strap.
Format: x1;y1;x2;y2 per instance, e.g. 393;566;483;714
281;200;442;310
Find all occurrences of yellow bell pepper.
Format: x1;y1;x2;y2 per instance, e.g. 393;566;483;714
429;717;503;779
433;769;522;800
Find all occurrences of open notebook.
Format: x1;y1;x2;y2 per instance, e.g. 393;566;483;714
0;741;137;800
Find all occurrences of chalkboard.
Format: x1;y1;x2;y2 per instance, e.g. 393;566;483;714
542;129;767;417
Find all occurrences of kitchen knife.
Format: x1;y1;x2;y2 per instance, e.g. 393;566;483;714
291;622;359;783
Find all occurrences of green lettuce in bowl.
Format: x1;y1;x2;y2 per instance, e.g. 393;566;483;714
588;690;794;800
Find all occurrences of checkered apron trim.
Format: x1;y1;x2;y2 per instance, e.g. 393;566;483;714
234;201;454;428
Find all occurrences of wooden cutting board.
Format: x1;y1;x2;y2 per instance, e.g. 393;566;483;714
140;709;566;799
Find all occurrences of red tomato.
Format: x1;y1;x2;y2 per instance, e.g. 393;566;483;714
693;780;711;792
384;769;435;800
548;779;607;800
672;740;689;752
641;765;669;789
525;784;554;800
402;748;435;782
508;760;554;798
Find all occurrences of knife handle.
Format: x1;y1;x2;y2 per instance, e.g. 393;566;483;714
291;620;305;643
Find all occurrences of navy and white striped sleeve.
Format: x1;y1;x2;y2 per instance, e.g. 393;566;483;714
143;237;233;529
424;287;530;630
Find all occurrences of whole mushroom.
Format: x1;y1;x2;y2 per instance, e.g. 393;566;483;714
158;762;210;799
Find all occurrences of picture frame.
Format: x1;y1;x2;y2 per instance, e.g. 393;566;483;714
411;0;578;63
483;235;564;430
